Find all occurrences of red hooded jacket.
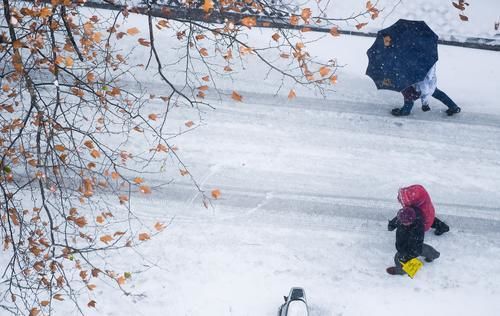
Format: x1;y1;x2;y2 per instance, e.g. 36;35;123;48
397;185;435;231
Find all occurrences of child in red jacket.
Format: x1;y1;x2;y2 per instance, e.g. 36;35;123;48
388;184;450;235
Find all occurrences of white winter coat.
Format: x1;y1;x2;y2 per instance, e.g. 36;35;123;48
414;64;437;105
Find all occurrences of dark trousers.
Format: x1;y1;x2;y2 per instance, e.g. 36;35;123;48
393;244;440;274
401;88;459;113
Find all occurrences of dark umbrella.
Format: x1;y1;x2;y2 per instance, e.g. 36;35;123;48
366;19;439;92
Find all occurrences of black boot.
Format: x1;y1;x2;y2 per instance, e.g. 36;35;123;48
446;106;461;116
432;218;450;236
422;104;431;112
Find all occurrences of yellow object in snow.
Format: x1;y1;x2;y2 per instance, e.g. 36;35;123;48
401;258;423;278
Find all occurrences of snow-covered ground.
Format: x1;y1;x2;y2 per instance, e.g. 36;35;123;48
78;20;500;316
2;2;500;316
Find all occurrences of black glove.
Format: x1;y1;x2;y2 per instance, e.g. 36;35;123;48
388;217;398;231
422;104;431;112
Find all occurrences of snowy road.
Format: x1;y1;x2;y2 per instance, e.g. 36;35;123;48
89;69;500;315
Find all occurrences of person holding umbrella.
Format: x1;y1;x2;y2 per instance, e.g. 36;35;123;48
366;19;462;117
391;63;461;116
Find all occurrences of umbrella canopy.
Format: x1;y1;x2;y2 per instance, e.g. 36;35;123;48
366;19;439;92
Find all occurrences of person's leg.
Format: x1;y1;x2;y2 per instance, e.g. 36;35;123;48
392;252;407;274
392;90;416;116
421;244;440;262
432;88;461;115
431;217;450;236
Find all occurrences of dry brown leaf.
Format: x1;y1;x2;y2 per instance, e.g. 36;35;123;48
54;144;66;152
117;276;126;285
127;27;140;36
459;14;469;21
138;38;150;47
133;177;144;184
90;149;100;159
53;294;64;301
74;216;87;228
84;140;94;149
139;185;152;194
138;233;150;241
319;66;330;77
211;189;221;199
154;222;165;231
199;48;209;57
301;8;312;22
185;120;194;128
202;75;210;82
65;56;73;68
241;17;257;28
96;216;104;224
288;89;296;100
88;300;96;308
148;113;158;121
272;33;281;42
100;235;113;244
202;0;214;12
330;27;340;37
231;91;243;102
30;308;40;316
355;23;368;30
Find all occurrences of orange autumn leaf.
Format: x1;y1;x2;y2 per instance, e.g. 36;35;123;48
127;27;140;36
202;75;210;81
180;169;189;176
90;149;100;158
290;16;299;26
288;89;296;100
202;0;214;12
330;75;338;84
65;56;74;68
319;66;330;77
86;72;95;82
138;38;150;47
133;177;144;184
272;33;280;42
241;17;257;28
54;144;66;151
185;120;194;127
139;185;152;194
211;189;221;199
355;22;368;30
154;222;166;231
301;8;312;22
148;113;158;121
100;235;113;244
231;91;243;102
138;233;150;241
53;294;64;301
74;216;87;227
330;27;340;37
41;301;50;307
30;308;40;316
96;215;104;224
111;172;120;180
117;275;126;285
198;85;209;91
199;48;209;57
84;140;94;149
